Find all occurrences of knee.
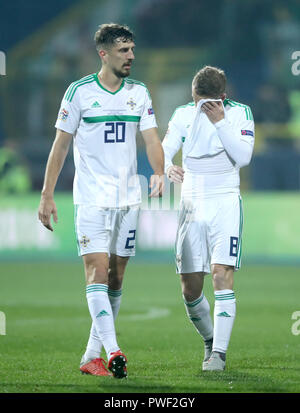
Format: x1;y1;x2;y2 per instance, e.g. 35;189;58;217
108;268;124;290
180;273;204;302
212;264;234;290
84;255;109;285
181;283;195;302
108;256;129;290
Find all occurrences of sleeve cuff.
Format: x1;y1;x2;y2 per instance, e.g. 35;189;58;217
139;118;158;131
214;118;227;129
55;122;76;135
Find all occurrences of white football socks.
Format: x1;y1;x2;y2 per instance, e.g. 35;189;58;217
85;284;120;360
108;288;123;319
184;292;213;341
84;287;122;361
213;289;236;354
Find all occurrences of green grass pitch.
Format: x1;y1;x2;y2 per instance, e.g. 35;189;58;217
0;262;300;393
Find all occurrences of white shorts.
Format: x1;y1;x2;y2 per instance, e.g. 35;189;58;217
74;205;140;257
175;193;243;274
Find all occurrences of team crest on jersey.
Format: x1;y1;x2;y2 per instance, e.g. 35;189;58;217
127;98;136;110
148;108;154;115
80;235;90;248
58;108;69;122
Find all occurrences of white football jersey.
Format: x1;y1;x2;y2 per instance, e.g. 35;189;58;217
163;99;255;197
55;73;157;207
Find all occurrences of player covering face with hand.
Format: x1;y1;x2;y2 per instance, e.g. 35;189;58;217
162;66;254;371
38;23;164;378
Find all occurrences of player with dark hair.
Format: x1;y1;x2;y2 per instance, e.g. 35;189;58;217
38;23;164;378
94;23;134;51
162;65;254;371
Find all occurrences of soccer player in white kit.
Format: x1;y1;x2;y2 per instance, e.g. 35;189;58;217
162;66;254;371
38;24;164;378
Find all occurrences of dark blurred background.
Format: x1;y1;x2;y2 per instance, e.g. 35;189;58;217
1;0;300;193
1;0;300;263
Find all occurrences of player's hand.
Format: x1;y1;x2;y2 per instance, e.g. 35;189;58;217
38;194;58;232
149;174;165;197
166;165;185;184
201;101;224;124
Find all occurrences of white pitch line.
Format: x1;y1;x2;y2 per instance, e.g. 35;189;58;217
121;307;171;321
10;307;171;326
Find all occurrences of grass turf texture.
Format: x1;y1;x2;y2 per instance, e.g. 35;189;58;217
0;262;300;393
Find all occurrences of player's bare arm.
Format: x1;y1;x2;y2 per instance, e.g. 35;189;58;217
141;127;165;197
38;129;73;231
201;101;225;124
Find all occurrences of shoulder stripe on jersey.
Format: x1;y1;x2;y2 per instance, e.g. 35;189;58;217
125;78;147;87
170;101;195;121
224;99;253;121
68;78;95;102
125;78;151;98
65;77;94;102
178;102;195;109
65;74;95;102
64;74;94;100
66;76;95;102
83;115;141;123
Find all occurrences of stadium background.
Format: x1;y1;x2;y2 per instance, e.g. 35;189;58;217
0;0;300;394
1;0;300;264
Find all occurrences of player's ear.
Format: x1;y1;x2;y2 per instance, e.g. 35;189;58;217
98;49;107;60
220;93;227;101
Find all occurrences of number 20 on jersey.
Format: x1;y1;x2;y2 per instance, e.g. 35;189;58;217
104;122;126;143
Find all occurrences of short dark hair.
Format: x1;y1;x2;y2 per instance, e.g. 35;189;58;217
192;66;226;99
94;23;134;51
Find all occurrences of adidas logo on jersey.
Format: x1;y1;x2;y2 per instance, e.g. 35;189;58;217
91;101;101;108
